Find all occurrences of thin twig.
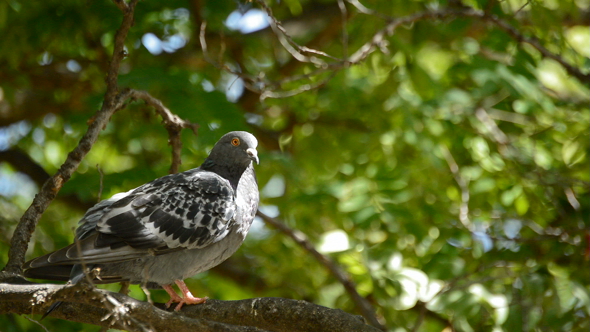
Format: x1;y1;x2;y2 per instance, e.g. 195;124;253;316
73;230;94;286
346;7;590;84
475;108;509;145
199;5;588;102
256;211;386;331
346;0;391;20
440;145;472;231
482;12;589;84
255;0;341;63
338;0;349;60
410;302;427;332
24;316;50;332
564;187;580;210
127;89;199;174
112;0;129;12
97;164;104;202
141;284;154;305
260;71;338;100
199;21;264;95
514;1;531;16
199;21;214;66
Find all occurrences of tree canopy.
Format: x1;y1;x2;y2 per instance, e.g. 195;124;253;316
0;0;588;331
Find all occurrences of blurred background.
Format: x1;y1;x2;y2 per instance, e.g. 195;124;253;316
0;0;588;331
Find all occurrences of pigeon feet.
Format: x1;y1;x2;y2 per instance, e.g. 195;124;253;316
163;280;208;311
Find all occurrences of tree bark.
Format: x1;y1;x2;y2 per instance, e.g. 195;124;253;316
0;282;380;332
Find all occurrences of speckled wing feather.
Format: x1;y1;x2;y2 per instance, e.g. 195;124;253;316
97;168;236;249
25;167;237;269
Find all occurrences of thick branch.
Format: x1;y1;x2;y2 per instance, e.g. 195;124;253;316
0;283;266;332
0;283;379;332
256;211;386;331
184;297;378;332
0;0;139;278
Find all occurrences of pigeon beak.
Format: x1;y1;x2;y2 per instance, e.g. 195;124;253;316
246;148;259;165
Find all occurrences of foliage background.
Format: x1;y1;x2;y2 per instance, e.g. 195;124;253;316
0;0;588;331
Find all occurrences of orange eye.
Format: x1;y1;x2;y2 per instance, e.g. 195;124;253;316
231;138;240;146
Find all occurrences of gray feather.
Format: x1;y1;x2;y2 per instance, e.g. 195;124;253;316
24;131;260;286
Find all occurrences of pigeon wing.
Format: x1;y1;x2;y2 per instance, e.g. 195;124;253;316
25;169;236;269
97;169;237;251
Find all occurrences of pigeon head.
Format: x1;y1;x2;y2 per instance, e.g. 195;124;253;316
202;131;259;185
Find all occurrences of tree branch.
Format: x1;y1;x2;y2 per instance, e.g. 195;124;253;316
255;0;342;64
482;12;589;84
348;7;589;84
0;0;140;278
218;4;588;100
440;145;472;231
0;283;379;332
256;211;386;331
127;89;199;174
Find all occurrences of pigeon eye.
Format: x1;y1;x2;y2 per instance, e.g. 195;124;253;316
231;138;240;146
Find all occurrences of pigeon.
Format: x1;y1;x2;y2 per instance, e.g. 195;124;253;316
23;131;259;313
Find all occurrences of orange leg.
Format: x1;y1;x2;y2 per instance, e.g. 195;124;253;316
162;284;183;308
162;280;207;311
